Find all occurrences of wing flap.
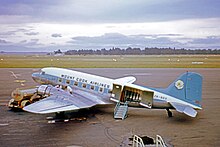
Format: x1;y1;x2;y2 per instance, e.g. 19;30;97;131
170;102;197;117
23;99;80;114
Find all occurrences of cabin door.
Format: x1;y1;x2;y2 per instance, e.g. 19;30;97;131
111;84;125;102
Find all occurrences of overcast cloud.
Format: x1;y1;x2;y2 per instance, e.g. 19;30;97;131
0;0;220;52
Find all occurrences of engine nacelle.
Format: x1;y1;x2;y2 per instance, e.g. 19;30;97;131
37;85;53;96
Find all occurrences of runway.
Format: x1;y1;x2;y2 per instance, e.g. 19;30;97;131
0;68;219;147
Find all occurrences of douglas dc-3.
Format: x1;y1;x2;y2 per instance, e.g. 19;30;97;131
22;67;202;119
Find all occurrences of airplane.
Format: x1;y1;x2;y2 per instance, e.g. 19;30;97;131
23;67;202;119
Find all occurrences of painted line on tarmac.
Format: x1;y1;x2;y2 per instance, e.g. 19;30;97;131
0;123;9;126
0;100;9;105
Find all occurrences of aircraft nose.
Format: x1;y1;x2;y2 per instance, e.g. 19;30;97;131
32;72;41;82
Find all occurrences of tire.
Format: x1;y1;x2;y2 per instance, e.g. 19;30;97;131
21;100;30;108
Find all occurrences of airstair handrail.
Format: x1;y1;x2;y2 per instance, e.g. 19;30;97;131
156;135;166;147
132;135;144;147
122;101;128;119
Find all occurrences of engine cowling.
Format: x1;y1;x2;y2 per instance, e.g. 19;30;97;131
37;85;53;96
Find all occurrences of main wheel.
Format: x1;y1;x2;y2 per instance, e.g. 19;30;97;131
21;100;31;108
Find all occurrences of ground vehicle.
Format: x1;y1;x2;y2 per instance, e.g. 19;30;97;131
8;86;47;110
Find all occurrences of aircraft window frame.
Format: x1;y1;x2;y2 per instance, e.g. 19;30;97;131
99;87;103;92
58;78;62;83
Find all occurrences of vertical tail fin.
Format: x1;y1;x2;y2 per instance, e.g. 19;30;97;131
165;72;202;107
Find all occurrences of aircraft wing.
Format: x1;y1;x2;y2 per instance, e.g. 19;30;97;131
169;102;197;117
23;87;112;114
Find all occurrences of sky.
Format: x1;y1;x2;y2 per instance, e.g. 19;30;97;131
0;0;220;52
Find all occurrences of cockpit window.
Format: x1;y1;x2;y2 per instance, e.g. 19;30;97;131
40;71;45;75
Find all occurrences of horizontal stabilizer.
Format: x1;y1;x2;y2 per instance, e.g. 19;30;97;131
115;76;136;84
170;102;197;117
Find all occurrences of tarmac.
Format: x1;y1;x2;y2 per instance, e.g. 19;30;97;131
0;68;219;147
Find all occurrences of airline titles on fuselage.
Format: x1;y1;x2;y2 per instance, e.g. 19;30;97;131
61;74;110;89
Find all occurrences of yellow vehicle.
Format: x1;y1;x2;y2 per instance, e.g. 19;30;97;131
8;86;45;110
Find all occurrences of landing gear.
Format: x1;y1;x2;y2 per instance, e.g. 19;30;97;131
166;109;173;117
47;112;70;123
55;112;66;118
47;111;88;123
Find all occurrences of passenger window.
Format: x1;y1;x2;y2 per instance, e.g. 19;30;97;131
58;78;62;83
66;80;70;84
99;87;103;92
82;83;86;88
74;81;78;86
91;85;94;90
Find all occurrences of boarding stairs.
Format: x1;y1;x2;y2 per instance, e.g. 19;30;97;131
114;101;128;119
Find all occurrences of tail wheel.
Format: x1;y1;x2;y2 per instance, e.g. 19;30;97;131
166;109;173;117
21;100;31;108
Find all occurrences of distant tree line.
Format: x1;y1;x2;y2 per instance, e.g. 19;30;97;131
63;47;220;55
